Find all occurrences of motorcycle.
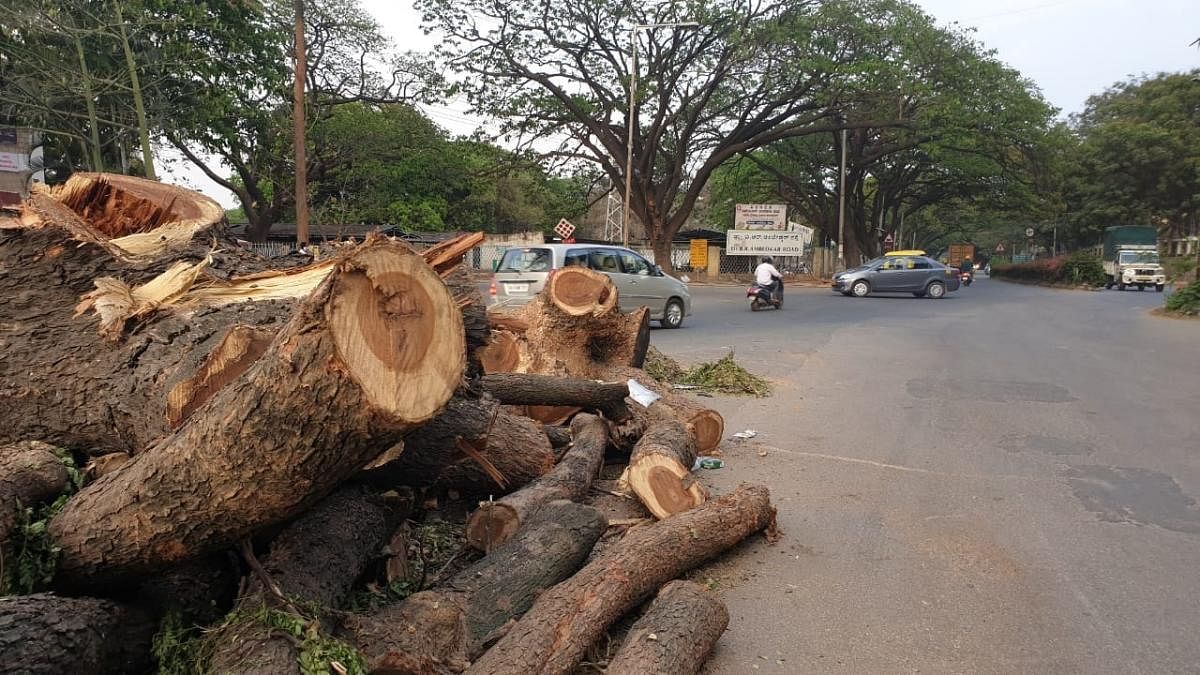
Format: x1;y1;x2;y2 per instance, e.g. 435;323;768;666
960;270;973;286
747;279;783;310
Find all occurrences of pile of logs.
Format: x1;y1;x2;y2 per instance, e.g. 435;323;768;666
0;174;777;674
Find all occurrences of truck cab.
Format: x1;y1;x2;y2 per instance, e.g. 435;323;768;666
1102;226;1165;292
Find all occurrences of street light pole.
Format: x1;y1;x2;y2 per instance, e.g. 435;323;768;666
623;21;699;249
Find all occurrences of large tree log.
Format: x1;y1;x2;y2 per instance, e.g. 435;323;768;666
359;396;555;496
604;580;729;675
625;420;705;519
343;499;606;673
0;441;68;545
3;179;487;455
487;267;650;378
465;483;776;675
209;486;410;675
465;413;607;552
481;373;630;421
48;239;465;584
0;593;156;674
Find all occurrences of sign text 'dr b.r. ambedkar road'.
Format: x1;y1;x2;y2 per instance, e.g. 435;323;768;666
727;230;806;256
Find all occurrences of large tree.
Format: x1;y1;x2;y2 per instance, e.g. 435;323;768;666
704;1;1054;262
418;0;900;272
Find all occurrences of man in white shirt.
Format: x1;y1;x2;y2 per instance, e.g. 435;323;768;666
754;256;782;294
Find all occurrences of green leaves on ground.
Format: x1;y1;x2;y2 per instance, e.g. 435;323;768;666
644;348;771;397
1;447;84;596
1165;279;1200;316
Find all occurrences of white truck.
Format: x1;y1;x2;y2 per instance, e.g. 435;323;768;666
1102;226;1165;292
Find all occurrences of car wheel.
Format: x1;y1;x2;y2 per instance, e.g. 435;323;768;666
662;299;684;328
1117;280;1126;290
850;280;871;297
1137;283;1145;291
912;291;926;298
1105;278;1114;289
926;281;946;299
1156;284;1165;292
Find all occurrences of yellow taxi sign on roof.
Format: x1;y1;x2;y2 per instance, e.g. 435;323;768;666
885;249;926;257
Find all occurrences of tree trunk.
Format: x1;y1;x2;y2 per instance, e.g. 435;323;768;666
0;441;69;546
481;373;630;421
465;484;776;675
359;397;554;496
48;239;465;585
651;233;674;277
343;500;606;673
209;486;411;675
465;413;607;552
493;268;650;378
605;580;729;675
0;593;155;674
625;420;705;520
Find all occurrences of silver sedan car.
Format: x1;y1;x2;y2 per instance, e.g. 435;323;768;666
831;255;961;298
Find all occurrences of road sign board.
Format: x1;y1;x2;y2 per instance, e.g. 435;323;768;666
690;239;708;268
995;242;1005;252
1025;227;1035;237
734;204;787;230
553;218;576;240
727;229;805;256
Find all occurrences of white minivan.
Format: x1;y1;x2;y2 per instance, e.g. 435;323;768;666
491;244;692;328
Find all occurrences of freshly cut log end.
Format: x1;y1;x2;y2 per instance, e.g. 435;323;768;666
687;409;725;454
166;325;275;428
605;580;729;675
328;244;466;422
627;420;705;519
547;266;618;316
0;441;69;545
0;593;155;674
465;413;608;552
479;329;521;374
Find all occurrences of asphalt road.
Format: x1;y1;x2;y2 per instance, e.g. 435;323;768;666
647;277;1200;674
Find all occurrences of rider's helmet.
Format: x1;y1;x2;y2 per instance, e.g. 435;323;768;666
761;256;774;265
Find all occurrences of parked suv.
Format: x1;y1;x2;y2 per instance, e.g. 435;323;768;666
491;244;692;328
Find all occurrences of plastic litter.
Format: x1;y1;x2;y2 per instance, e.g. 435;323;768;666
671;384;700;390
627;379;662;407
730;429;758;440
698;458;724;469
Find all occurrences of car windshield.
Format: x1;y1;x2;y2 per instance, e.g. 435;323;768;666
497;248;553;272
862;257;887;268
1119;251;1159;264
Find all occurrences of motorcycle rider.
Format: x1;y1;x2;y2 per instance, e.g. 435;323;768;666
754;256;783;299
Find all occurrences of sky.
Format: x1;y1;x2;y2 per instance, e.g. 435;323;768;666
169;0;1200;207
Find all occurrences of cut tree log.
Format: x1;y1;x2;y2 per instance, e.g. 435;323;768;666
488;267;650;377
481;373;630;421
606;366;725;454
47;239;465;584
604;580;729;675
465;413;608;552
3;177;488;455
0;441;69;546
343;499;606;673
209;486;410;675
0;593;156;674
625;420;705;519
542;425;573;449
465;483;776;675
359;396;554;496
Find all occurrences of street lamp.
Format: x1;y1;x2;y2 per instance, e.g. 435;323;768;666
833;111;847;271
622;21;700;247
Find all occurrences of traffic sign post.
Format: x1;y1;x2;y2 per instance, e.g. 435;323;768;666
554;218;576;241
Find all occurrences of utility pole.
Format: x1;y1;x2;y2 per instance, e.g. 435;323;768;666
293;0;309;246
837;126;847;270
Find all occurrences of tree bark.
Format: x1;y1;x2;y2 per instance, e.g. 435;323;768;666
542;425;573;450
465;483;776;675
209;486;411;675
605;366;725;454
48;239;465;585
465;413;607;552
359;396;555;496
343;500;606;674
625;420;705;520
481;373;630;421
0;441;68;546
604;580;729;675
0;593;155;675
